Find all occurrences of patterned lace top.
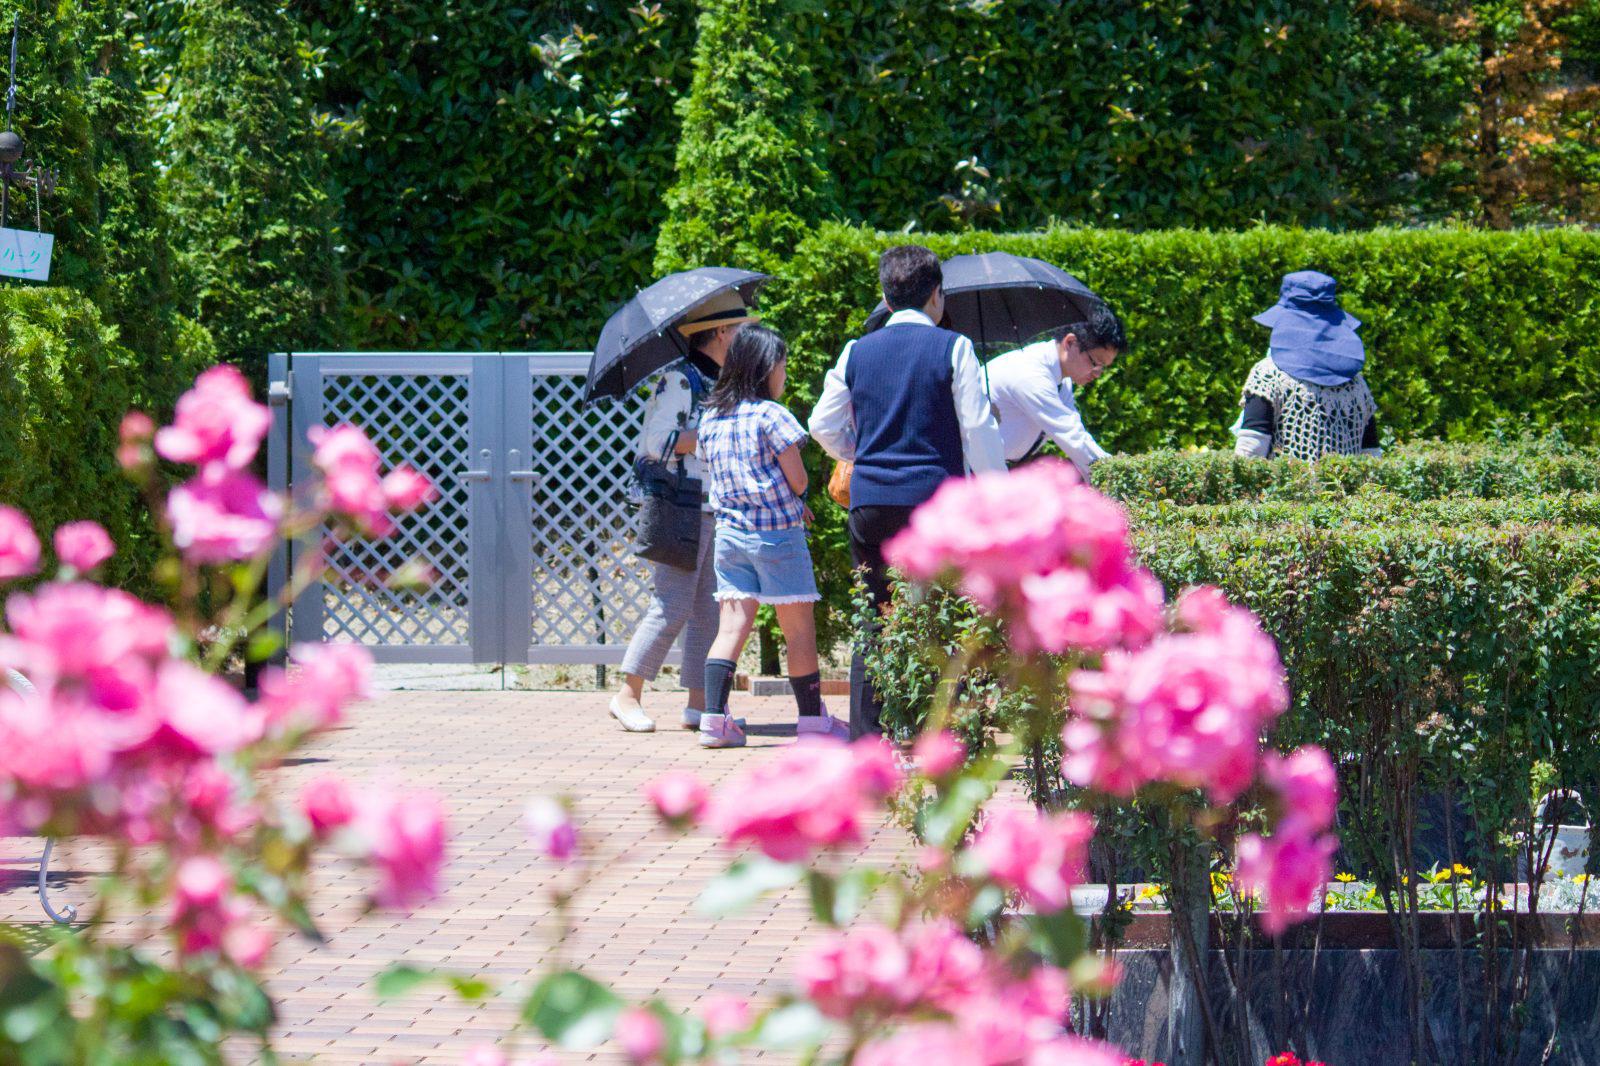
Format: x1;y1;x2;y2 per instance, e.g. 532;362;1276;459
1241;357;1377;462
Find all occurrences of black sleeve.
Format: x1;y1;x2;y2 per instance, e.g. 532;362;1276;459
1240;395;1275;435
1361;416;1378;450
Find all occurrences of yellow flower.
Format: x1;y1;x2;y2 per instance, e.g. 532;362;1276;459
1138;884;1162;901
1429;869;1452;884
1453;863;1472;878
1335;872;1356;883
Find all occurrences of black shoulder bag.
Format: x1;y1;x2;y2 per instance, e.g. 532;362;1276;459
632;367;706;570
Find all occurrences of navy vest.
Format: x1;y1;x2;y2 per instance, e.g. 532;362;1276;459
845;322;964;508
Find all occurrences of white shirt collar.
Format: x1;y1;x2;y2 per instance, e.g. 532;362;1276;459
1026;339;1064;386
885;308;937;328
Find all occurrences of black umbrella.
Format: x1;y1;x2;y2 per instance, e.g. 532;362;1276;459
861;252;1103;350
584;267;770;403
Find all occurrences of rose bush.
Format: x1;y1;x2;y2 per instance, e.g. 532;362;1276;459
2;392;1327;1065
0;369;447;1063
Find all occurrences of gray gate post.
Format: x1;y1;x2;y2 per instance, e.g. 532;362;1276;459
263;352;292;673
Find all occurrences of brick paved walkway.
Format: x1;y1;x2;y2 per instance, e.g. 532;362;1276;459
1;690;909;1064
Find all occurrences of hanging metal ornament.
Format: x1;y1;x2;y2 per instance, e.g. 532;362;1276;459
0;13;57;280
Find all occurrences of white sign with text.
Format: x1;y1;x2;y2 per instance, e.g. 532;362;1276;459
0;227;53;281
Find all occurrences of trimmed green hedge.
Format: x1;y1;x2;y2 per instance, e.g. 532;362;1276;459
0;288;187;590
1091;440;1600;506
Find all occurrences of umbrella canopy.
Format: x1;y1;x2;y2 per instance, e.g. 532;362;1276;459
861;252;1103;350
585;267;770;403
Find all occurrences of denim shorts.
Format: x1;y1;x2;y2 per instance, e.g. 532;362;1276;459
713;523;820;604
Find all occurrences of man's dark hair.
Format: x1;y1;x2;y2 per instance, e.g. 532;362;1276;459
1051;304;1127;354
879;245;943;311
705;324;789;414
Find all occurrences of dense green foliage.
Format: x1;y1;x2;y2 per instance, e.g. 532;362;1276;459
0;1;105;300
653;0;838;274
159;0;345;368
296;1;697;350
0;288;190;588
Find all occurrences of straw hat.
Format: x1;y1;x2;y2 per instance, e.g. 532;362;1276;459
677;290;760;335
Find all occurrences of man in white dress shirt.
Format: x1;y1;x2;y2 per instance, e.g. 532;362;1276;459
986;304;1126;476
809;245;1006;738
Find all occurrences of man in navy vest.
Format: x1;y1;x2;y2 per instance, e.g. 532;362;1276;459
810;245;1006;739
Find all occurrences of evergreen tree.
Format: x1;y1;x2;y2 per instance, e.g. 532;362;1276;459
0;0;105;297
161;0;344;366
654;0;840;273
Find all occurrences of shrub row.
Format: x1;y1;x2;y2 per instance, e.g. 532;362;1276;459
1091;440;1600;506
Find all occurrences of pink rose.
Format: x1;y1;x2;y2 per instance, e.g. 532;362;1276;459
903;920;987;1011
170;856;242;957
885;460;1136;608
309;425;395;535
1261;746;1338;834
614;1007;666;1064
53;521;115;572
381;465;438;511
698;994;752;1039
355;787;448;912
523;795;578;861
911;730;967;778
168;469;283;563
1017;566;1163;654
796;925;915;1019
706;738;903;862
1064;595;1287;803
968;807;1092;913
118;411;155;471
149;659;259;757
155;365;271;471
260;642;372;733
1235;826;1337;936
0;683;113;791
5;581;172;677
302;774;357;837
0;506;40;580
644;771;708;827
1024;1036;1127;1065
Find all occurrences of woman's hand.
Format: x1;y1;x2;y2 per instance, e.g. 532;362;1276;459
802;503;815;527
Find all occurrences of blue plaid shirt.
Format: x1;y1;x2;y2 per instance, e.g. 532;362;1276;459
698;400;809;531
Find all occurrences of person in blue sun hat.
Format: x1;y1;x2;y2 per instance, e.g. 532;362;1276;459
1231;270;1382;461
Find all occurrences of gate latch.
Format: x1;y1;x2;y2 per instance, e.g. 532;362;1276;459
267;380;291;406
460;448;492;482
507;449;538;487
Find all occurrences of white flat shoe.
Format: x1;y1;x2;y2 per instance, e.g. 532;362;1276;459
609;696;656;733
683;707;745;731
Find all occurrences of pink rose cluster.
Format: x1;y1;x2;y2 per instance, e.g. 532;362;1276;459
308;424;437;537
699;737;902;861
156;366;285;563
798;919;1121;1066
150;365;436;564
1063;586;1290;803
170;856;272;967
297;774;450;913
1235;746;1340;935
966;806;1093;913
885;460;1163;655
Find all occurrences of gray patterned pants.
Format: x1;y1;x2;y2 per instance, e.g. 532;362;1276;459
619;511;718;691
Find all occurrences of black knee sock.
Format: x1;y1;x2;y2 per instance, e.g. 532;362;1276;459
703;658;737;716
790;671;822;717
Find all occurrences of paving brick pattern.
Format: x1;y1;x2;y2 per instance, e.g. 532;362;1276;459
0;691;910;1064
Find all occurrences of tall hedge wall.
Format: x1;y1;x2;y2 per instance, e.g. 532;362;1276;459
0;288;176;589
296;0;1514;352
771;224;1600;646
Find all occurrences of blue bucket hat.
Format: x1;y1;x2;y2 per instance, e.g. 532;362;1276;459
1252;270;1365;386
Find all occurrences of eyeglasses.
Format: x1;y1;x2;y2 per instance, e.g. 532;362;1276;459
1083;347;1115;372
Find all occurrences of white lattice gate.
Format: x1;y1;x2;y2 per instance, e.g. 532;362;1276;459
266;353;658;665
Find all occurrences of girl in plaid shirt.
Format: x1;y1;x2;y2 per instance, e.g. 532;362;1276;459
694;325;847;748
